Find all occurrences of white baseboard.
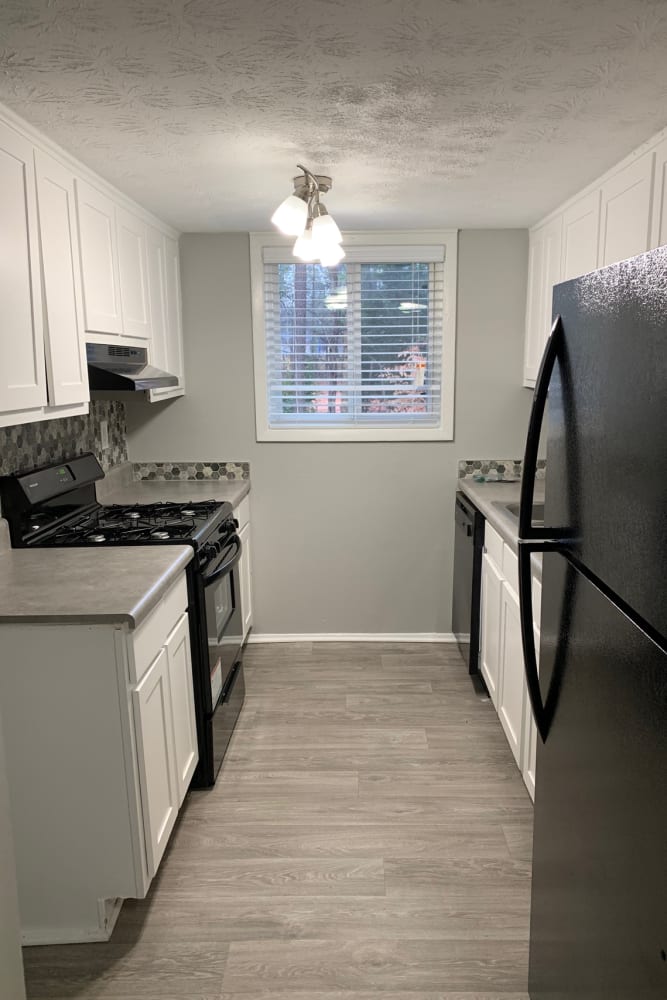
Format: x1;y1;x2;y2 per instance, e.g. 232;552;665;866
246;633;457;644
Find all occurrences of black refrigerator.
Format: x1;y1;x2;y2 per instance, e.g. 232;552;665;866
517;247;667;999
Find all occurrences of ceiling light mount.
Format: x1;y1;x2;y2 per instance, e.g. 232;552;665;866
271;163;344;267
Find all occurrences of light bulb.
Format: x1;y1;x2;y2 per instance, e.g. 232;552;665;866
319;243;346;267
293;229;320;261
271;194;308;236
311;211;342;245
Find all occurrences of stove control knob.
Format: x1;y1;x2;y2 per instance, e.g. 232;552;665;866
202;543;217;562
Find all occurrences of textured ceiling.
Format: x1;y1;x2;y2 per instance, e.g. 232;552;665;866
1;0;667;232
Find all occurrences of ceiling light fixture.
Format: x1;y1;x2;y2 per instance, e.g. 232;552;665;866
271;164;344;267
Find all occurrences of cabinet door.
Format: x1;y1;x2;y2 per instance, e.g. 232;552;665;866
480;551;503;708
650;136;667;249
34;150;89;407
560;190;601;280
521;635;538;802
164;613;198;805
239;521;253;639
75;178;123;335
598;154;654;266
498;582;527;767
0;121;47;414
132;648;178;878
146;225;168;368
524;216;562;386
149;234;185;400
116;206;151;340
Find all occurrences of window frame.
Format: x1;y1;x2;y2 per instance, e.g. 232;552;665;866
249;229;458;442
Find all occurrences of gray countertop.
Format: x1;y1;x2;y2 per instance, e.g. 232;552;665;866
457;478;546;578
0;545;193;628
99;479;250;508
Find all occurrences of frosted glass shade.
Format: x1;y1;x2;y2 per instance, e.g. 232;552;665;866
293;230;320;261
319;243;346;267
311;212;342;245
271;194;308;236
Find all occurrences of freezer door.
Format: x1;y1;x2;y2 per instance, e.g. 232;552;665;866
546;247;667;639
530;553;667;999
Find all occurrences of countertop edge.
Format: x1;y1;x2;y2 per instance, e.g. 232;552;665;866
0;546;194;629
126;545;193;628
457;479;544;580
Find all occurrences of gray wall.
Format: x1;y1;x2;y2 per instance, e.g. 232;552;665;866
125;230;532;635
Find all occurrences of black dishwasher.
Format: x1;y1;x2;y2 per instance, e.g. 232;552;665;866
452;492;485;674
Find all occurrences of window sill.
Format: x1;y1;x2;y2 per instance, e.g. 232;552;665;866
256;425;454;443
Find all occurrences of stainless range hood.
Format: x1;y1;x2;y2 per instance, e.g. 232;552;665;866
86;344;178;392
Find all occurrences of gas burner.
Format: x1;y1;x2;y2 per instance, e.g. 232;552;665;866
89;534;107;543
126;511;142;520
151;530;171;539
181;508;197;516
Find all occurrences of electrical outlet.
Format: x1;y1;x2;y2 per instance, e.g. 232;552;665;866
100;419;109;451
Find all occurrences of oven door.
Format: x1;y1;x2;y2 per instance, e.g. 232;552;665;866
201;534;244;715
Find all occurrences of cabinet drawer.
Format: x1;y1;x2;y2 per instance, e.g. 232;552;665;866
234;494;250;530
130;575;188;684
484;522;504;568
502;543;519;597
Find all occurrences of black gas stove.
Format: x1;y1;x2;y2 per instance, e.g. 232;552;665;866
0;453;245;788
33;500;229;547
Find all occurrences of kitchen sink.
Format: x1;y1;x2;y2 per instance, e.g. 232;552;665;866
494;501;545;527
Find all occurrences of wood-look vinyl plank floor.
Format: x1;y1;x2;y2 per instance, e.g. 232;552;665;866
22;641;532;1000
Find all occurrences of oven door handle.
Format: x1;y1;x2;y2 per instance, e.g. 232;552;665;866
202;535;242;586
221;661;241;703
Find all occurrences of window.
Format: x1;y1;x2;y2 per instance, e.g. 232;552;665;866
250;231;457;441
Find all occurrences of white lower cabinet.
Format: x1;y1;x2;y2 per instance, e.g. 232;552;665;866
480;551;503;708
497;582;526;767
521;636;539;802
480;522;541;799
132;647;179;878
165;612;198;805
0;573;197;945
235;495;253;639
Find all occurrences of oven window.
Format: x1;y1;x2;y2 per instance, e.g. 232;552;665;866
205;572;233;644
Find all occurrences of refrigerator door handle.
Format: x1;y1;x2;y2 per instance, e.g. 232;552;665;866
519;315;563;541
518;316;572;742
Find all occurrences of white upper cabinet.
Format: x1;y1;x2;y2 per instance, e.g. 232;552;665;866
0;120;47;415
650;136;667;249
75;178;124;336
162;235;185;394
0;103;185;422
561;190;601;281
146;229;185;399
524;126;667;388
523;215;561;387
116;206;151;340
598;154;654;267
34;149;89;408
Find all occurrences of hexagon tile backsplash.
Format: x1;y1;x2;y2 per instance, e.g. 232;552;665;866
0;401;128;476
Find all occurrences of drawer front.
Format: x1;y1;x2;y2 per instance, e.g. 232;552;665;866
131;575;188;684
502;543;519;598
234;494;250;530
484;522;504;569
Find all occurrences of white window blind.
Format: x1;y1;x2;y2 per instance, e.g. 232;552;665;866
262;246;445;429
